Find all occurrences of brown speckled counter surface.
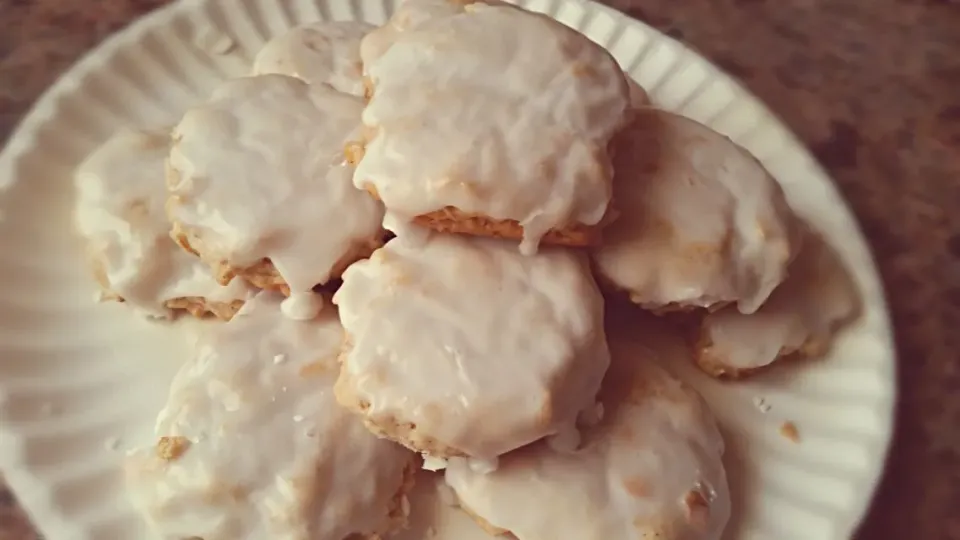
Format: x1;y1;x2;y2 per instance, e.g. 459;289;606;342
0;0;958;539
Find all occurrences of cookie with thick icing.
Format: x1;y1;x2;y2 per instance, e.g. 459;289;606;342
124;293;416;540
352;0;631;254
167;74;384;297
333;233;610;464
74;128;253;320
445;319;730;540
592;108;802;314
696;233;860;378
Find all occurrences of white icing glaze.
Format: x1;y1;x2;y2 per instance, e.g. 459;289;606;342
124;293;413;540
167;74;384;293
699;234;859;371
592;108;801;314
445;323;730;540
73;128;252;318
333;234;610;460
466;457;499;475
252;21;374;96
359;0;467;65
355;0;630;252
280;290;325;321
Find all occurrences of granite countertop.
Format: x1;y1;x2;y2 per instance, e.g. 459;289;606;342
0;0;958;539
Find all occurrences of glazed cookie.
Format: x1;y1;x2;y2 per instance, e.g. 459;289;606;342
333;233;610;464
124;293;416;540
252;21;374;96
445;323;730;540
74;128;253;320
353;0;631;253
592;108;802;314
167;75;384;305
696;234;860;379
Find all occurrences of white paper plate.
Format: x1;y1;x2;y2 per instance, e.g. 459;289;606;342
0;0;895;539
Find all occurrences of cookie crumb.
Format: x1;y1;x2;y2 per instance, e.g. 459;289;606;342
156;435;192;461
752;396;771;413
779;421;800;443
344;141;366;165
273;353;287;364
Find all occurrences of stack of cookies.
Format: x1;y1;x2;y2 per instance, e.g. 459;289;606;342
72;1;861;539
